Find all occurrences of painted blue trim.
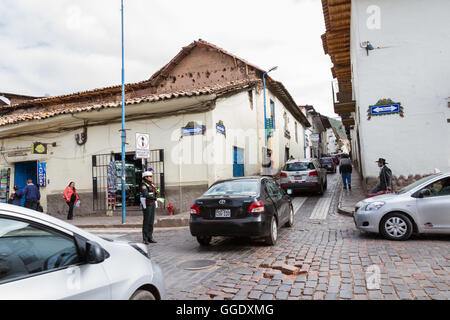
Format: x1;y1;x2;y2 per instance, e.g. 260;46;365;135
121;0;126;223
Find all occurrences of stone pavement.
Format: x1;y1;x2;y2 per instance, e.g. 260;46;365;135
338;166;367;216
68;211;189;229
89;174;450;300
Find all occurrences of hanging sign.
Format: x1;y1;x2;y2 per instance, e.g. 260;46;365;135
38;162;47;187
32;142;48;154
135;133;150;159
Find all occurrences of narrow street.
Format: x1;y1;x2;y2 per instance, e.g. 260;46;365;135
87;173;450;300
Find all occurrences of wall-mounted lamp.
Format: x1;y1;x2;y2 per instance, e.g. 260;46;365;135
360;41;375;56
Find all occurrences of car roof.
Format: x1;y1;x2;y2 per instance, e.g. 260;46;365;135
0;203;103;242
286;158;317;163
212;176;270;184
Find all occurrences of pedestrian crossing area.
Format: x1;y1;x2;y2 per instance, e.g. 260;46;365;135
291;197;307;216
309;196;333;220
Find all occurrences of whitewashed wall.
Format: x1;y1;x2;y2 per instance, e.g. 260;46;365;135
351;0;450;178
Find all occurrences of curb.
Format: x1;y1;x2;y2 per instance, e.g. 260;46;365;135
337;178;354;217
73;216;190;229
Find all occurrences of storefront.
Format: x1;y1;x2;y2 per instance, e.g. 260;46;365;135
92;150;165;212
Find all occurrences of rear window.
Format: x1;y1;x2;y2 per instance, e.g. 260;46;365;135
203;180;259;197
283;162;314;171
320;158;333;163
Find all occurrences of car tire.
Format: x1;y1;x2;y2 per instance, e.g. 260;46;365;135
265;215;278;246
130;290;156;300
196;236;212;246
317;183;324;195
380;213;414;241
285;205;294;228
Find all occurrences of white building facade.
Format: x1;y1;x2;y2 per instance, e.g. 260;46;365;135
322;0;450;189
0;40;310;216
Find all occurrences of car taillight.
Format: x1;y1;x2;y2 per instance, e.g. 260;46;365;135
309;170;318;176
190;204;200;215
248;201;264;213
280;172;287;177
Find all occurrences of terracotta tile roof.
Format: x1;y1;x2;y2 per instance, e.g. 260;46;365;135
0;80;259;127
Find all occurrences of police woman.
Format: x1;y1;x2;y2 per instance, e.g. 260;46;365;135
141;171;159;244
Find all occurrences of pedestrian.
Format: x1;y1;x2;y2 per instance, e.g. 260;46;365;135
8;186;22;206
140;171;160;244
339;154;353;190
63;181;79;220
21;179;41;211
371;158;393;194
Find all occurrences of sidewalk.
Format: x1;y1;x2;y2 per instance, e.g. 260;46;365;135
337;167;367;216
68;212;190;229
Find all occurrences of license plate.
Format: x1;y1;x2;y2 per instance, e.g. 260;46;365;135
215;209;231;218
295;175;305;181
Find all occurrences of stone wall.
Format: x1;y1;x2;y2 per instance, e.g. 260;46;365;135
364;174;431;194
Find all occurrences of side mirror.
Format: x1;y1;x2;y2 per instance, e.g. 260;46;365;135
418;189;431;198
86;241;106;264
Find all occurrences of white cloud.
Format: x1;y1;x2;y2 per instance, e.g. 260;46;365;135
0;0;336;117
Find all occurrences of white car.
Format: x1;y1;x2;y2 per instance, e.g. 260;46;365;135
354;172;450;240
0;203;165;300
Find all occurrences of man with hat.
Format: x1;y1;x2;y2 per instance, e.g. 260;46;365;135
371;158;393;194
140;170;160;244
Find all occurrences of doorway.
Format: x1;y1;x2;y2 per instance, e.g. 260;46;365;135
14;161;38;206
233;147;245;177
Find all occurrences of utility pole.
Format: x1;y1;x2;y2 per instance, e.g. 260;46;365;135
120;0;126;224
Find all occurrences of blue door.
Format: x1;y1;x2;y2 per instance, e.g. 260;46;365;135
14;161;38;206
233;147;244;177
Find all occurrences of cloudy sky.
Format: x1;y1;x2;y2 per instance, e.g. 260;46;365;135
0;0;337;117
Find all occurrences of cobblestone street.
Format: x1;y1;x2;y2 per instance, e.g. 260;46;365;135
88;174;450;300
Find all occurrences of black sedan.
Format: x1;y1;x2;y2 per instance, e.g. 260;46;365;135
189;177;294;246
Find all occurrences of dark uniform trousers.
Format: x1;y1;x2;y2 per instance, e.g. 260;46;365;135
142;203;155;242
141;181;158;242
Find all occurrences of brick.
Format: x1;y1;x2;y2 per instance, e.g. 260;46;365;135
248;290;262;300
276;291;289;300
282;264;299;275
290;288;302;297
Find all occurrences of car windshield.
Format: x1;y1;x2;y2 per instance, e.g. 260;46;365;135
283;162;311;171
320;158;333;163
203;180;259;197
397;174;440;194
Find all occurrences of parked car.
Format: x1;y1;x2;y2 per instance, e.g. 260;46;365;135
280;158;327;195
0;203;165;300
354;172;450;240
189;177;294;246
320;157;337;173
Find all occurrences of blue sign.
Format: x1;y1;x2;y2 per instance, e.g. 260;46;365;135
370;104;400;115
38;162;46;187
265;118;273;130
216;124;226;136
182;126;205;136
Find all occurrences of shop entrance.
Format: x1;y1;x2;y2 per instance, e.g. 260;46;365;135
92;150;165;212
14;161;38;206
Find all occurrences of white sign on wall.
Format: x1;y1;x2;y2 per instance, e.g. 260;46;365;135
136;133;150;159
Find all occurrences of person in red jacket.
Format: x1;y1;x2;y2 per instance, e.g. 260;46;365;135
63;182;79;220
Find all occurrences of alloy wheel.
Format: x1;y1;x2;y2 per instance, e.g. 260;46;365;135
385;217;407;238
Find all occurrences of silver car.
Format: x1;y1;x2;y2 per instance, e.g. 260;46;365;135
0;203;165;300
354;172;450;240
280;158;327;195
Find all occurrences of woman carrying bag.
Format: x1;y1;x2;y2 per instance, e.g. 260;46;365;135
63;182;79;220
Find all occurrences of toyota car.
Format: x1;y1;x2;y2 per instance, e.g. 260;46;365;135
189;177;294;246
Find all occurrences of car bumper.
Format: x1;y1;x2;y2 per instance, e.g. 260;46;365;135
281;183;321;192
190;215;269;237
353;209;381;233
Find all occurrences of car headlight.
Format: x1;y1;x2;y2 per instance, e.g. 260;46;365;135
364;201;385;211
130;243;151;259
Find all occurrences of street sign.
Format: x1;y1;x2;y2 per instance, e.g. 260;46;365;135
135;133;150;159
370;104;400;115
38;162;46;187
182;126;205;136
